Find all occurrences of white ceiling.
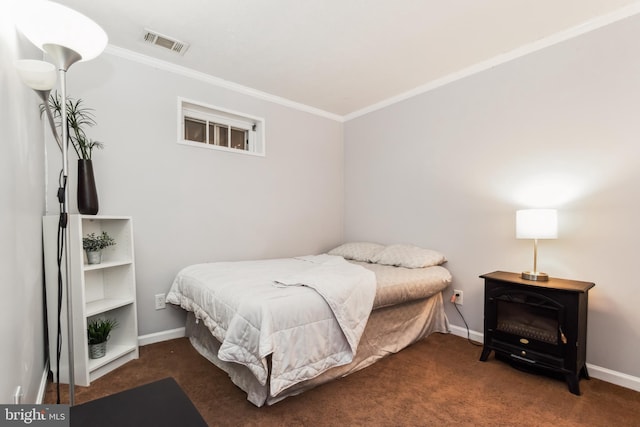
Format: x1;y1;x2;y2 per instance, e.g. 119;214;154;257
48;0;640;118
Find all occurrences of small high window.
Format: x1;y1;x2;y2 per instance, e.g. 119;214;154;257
178;98;265;156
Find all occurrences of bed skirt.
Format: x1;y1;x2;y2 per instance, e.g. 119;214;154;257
186;291;449;406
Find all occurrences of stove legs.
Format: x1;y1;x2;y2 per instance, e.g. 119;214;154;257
479;346;491;362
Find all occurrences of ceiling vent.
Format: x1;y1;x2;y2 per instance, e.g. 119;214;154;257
142;29;189;55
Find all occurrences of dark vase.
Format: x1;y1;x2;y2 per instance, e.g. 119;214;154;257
77;159;99;215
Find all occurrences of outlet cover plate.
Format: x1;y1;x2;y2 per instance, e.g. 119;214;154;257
453;289;463;305
155;293;166;310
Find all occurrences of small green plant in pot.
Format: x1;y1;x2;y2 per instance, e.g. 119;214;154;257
83;231;115;264
87;318;118;359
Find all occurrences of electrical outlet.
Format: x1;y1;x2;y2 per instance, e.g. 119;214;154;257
453;289;463;305
155;293;166;310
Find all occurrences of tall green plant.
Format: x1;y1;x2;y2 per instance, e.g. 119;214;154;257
43;92;104;160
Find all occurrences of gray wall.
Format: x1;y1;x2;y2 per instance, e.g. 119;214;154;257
344;15;640;379
53;52;345;335
0;9;47;403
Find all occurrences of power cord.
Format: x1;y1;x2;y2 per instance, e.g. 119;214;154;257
450;291;483;347
54;171;68;404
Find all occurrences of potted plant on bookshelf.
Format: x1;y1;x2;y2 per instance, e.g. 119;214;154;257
87;318;118;359
83;231;116;265
45;92;104;215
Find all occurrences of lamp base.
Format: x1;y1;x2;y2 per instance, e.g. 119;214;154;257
521;271;549;281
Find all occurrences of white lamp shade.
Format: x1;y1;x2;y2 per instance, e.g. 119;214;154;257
15;1;108;61
516;209;558;239
15;59;57;90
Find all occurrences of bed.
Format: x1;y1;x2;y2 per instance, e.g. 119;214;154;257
166;243;452;406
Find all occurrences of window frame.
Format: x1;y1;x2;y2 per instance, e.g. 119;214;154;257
177;97;266;157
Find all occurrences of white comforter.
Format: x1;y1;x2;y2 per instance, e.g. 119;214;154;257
166;255;376;397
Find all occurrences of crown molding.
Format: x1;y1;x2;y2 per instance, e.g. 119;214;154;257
104;45;344;123
343;2;640;121
104;2;640;124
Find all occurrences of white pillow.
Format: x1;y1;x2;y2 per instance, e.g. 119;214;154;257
328;242;385;263
371;244;446;268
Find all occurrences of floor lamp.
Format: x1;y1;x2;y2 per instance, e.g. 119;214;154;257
15;1;107;405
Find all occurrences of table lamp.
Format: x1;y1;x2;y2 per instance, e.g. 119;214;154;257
516;209;558;281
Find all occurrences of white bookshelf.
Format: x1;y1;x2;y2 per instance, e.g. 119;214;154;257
43;215;139;386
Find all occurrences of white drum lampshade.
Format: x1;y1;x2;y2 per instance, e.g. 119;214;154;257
516;209;558;281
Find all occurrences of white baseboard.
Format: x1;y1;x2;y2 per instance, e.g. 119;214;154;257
138;327;186;347
448;324;484;344
586;363;640;392
447;325;640;393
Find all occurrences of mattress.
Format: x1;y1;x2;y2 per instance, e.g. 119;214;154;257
351;261;452;309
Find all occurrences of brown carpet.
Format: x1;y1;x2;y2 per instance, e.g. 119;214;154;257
45;333;640;426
